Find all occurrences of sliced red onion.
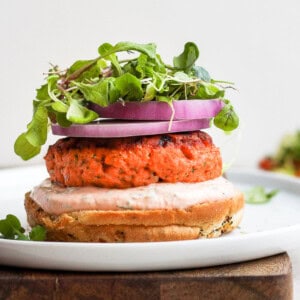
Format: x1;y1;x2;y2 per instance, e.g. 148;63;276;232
51;119;211;138
89;99;223;121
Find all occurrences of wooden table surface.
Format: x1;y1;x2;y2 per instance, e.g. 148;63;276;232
0;252;293;300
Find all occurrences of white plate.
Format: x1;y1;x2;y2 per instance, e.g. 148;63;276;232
0;165;300;272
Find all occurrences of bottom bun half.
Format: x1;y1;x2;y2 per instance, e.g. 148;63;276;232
25;184;244;242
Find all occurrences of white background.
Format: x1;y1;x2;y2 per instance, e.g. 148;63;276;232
1;0;300;295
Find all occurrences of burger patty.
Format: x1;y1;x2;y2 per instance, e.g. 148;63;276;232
45;131;222;188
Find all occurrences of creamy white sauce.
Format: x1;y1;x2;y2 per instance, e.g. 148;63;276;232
30;177;240;215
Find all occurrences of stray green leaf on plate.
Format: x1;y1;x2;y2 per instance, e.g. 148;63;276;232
0;214;46;241
244;186;279;204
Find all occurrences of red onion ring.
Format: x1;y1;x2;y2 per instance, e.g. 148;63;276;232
89;99;223;121
51;119;211;138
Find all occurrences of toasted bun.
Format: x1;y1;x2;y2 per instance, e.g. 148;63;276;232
24;189;244;243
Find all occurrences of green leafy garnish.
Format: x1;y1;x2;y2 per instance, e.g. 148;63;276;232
173;42;199;71
14;41;239;160
214;100;239;132
29;225;47;241
0;214;46;241
244;186;279;204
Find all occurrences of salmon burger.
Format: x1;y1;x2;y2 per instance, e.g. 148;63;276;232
25;131;244;242
15;41;244;242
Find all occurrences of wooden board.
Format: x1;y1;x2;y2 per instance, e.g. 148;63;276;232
0;252;293;300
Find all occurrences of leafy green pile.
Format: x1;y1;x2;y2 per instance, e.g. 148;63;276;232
0;214;46;241
14;41;239;160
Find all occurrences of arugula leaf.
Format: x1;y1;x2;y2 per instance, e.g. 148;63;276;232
75;78;120;106
29;225;47;241
173;42;199;71
66;60;98;82
14;133;41;160
245;186;279;204
75;80;110;106
25;105;48;147
0;214;46;241
14;102;48;160
136;54;149;78
136;53;165;79
98;43;122;76
143;84;156;101
68;59;96;75
51;100;69;113
36;83;50;101
98;42;157;77
98;41;157;59
115;73;143;100
66;99;98;123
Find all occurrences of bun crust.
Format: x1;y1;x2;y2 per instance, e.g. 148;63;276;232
25;191;244;242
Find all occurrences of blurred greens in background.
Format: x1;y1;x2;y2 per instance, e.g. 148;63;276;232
259;130;300;177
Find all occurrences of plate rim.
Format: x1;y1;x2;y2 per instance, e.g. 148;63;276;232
1;165;300;271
